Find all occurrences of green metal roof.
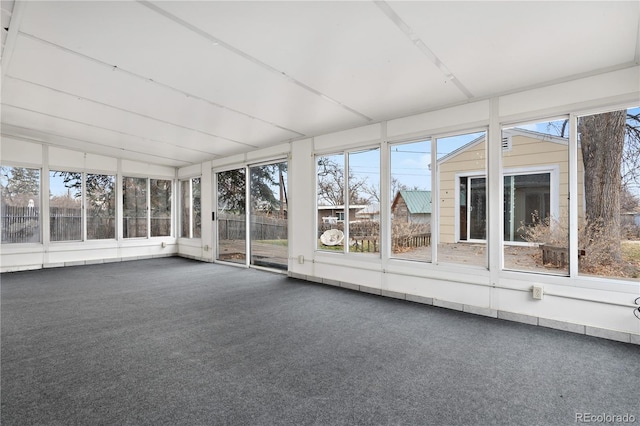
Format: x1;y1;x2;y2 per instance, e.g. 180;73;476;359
398;190;432;214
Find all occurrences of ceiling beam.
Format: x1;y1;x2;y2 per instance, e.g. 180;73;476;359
373;0;474;100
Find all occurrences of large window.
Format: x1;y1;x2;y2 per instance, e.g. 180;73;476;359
316;148;380;255
180;177;201;239
436;131;487;267
87;174;116;240
577;107;640;280
0;166;40;243
502;119;568;274
317;154;345;251
123;177;147;238
49;171;82;242
347;148;380;254
150;179;171;237
390;140;432;262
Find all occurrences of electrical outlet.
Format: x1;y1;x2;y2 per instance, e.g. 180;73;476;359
532;285;544;300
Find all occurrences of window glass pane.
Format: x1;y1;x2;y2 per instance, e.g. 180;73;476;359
348;148;380;254
390;140;432;261
192;177;201;238
123;177;147;238
503;173;551;242
0;166;40;243
250;162;288;270
502;119;568;274
49;171;82;241
436;131;487;267
317;154;345;252
217;169;246;264
150;179;171;237
87;174;115;240
578;107;639;280
180;180;190;238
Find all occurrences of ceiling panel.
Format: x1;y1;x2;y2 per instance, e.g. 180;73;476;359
3;77;253;158
154;1;467;120
2;126;191;169
391;1;639;97
2;105;222;166
5;34;300;147
16;0;368;135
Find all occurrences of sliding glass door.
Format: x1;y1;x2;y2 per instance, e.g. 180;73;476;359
216;168;246;264
216;161;288;271
250;161;288;270
459;176;486;241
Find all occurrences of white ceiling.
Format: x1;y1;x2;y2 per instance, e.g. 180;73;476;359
1;1;639;167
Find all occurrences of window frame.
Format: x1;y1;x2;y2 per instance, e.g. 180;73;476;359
315;145;381;256
0;164;42;245
179;176;201;239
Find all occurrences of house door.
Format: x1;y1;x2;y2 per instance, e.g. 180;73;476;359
460;177;486;241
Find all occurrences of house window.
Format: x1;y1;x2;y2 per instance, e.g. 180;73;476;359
347;148;379;254
150;179;171;237
180;177;201;239
317;154;345;251
577;107;639;281
503;173;551;242
436;131;487;268
49;172;119;242
123;177;148;238
0;166;41;244
86;174;116;240
390;139;432;262
49;170;82;241
316;148;380;254
502;119;567;275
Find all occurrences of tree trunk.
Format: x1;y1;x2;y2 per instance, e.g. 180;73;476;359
579;110;626;261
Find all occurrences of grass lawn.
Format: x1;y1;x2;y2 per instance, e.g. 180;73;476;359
256;239;288;246
622;241;640;262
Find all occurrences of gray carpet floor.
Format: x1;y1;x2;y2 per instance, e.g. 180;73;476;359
1;257;638;426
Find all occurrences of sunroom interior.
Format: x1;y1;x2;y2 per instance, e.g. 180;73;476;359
1;1;639;343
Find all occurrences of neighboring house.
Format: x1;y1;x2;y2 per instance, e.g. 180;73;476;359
317;205;367;225
391;191;431;224
356;203;380;221
438;128;584;244
622;211;640;234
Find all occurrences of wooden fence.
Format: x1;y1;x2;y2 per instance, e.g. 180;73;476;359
50;207;82;241
218;214;287;241
2;205;170;241
393;233;431;249
1;205;40;243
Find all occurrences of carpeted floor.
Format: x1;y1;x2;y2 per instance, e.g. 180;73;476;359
2;257;638;425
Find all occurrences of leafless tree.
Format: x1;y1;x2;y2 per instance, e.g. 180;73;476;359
317;157;370;206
